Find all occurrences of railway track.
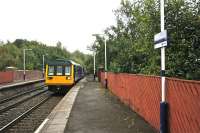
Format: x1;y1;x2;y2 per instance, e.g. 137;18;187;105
0;85;45;105
0;94;50;132
0;81;44;101
6;95;62;133
0;88;48;114
0;84;63;133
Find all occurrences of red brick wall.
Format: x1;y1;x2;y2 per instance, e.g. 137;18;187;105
13;70;43;81
0;71;14;84
100;72;200;133
0;70;43;84
167;78;200;133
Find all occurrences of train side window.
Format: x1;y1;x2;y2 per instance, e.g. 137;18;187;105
48;66;54;76
57;66;63;75
74;66;77;75
65;66;71;75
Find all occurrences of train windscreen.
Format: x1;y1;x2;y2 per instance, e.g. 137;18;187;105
65;66;70;75
48;66;54;76
56;66;63;75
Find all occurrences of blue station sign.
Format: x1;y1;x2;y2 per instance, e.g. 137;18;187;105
154;30;167;49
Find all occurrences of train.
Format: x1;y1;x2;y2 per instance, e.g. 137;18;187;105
45;59;84;93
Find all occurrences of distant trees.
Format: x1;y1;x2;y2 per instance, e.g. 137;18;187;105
91;0;200;80
68;50;93;74
56;41;62;49
0;39;92;71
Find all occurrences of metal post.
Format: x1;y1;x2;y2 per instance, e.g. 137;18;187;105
23;49;26;80
92;33;108;87
160;0;168;133
23;49;32;81
43;55;45;78
104;38;107;88
93;51;96;81
161;0;165;102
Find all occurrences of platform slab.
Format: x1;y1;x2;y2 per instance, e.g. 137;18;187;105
36;76;156;133
35;78;86;133
0;79;44;90
64;76;157;133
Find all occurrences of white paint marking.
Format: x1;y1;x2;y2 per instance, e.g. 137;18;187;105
35;78;86;133
34;118;49;133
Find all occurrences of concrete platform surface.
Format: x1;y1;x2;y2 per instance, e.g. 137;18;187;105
64;76;156;133
0;79;44;90
35;78;86;133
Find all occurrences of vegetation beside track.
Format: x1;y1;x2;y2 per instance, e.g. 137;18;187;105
0;40;91;72
89;0;200;80
1;0;200;80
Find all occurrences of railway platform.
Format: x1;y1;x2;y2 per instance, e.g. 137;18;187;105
0;79;44;90
37;76;156;133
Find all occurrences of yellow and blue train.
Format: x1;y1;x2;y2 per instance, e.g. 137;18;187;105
45;59;84;93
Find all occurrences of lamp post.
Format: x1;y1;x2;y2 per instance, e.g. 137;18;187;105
92;34;107;88
86;44;96;80
93;51;96;81
104;37;107;88
42;53;48;78
23;49;32;80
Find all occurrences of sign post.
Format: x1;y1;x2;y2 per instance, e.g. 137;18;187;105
154;0;168;133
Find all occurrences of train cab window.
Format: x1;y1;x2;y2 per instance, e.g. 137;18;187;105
48;66;54;76
56;66;63;75
65;66;71;75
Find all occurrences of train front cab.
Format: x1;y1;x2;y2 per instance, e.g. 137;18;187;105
45;64;75;93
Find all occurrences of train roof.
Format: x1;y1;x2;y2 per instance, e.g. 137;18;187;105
47;59;81;66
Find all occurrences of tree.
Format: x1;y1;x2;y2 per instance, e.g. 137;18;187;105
0;39;88;72
56;41;62;49
92;0;200;80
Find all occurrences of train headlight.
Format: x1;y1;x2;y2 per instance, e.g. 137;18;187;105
67;77;71;80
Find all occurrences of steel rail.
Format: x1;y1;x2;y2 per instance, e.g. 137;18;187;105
0;95;51;132
0;89;48;114
0;85;46;104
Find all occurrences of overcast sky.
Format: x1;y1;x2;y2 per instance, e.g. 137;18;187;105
0;0;121;54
